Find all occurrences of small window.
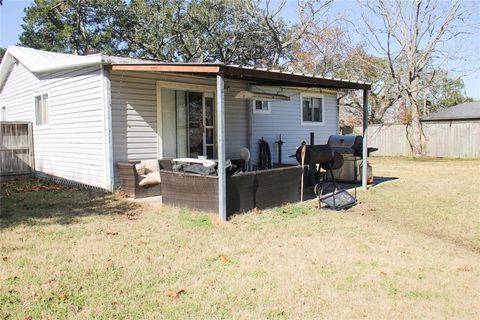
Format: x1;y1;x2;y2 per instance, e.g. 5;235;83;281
252;100;271;114
35;94;49;125
301;95;323;124
0;106;6;121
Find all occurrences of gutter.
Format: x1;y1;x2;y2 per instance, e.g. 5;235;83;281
421;117;480;122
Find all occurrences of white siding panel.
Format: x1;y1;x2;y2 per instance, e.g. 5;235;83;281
251;91;339;166
0;63;106;189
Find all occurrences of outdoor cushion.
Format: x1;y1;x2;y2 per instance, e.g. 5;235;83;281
135;162;146;175
138;172;161;186
144;159;160;174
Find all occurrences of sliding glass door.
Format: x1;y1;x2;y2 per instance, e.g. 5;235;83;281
160;88;215;159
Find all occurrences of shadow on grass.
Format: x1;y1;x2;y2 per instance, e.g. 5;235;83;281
302;176;399;200
0;179;140;229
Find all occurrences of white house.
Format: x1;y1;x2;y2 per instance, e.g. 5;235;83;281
0;46;371;213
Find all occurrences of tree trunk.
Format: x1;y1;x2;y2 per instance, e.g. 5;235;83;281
409;78;423;156
410;101;423;156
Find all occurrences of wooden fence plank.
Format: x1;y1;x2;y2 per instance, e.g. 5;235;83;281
0;122;34;175
354;121;480;158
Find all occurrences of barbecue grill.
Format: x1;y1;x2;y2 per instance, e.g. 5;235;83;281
327;135;377;183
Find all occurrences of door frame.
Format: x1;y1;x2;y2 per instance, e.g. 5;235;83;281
156;80;215;159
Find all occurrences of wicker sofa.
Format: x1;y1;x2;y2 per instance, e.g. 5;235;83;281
117;159;173;198
161;165;302;215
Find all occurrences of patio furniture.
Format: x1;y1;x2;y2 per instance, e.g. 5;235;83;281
254;166;302;209
161;165;302;215
117;159;172;198
172;157;217;167
160;170;255;215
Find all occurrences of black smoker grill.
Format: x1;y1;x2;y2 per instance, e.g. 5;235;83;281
326;135;378;183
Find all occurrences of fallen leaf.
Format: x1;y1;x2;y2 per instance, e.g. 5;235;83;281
457;265;473;272
57;294;67;301
2;256;8;261
106;232;119;236
219;254;230;263
165;289;185;299
380;271;387;276
126;212;139;220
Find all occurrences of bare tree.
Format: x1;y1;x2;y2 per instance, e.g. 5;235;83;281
362;0;473;156
247;0;334;68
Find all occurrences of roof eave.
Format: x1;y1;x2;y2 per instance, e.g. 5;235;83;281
31;57;103;73
0;50;15;91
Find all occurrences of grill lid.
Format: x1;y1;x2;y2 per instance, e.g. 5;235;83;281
327;135;363;154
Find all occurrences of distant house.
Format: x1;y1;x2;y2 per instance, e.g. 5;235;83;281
0;46;370;192
421;102;480;122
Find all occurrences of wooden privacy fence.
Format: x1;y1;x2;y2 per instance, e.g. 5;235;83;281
0;122;34;176
354;120;480;158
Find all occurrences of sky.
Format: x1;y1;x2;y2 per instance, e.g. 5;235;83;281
1;0;479;99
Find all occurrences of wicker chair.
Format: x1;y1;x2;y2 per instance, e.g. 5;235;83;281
117;160;172;198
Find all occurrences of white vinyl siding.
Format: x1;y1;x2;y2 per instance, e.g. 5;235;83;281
0;62;107;189
251;90;338;165
110;71;249;186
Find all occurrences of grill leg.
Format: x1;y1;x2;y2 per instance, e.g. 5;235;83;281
354;158;358;200
329;165;337;210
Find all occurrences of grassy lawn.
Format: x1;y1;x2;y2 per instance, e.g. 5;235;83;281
1;157;479;319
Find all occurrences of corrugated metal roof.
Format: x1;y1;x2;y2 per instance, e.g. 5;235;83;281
422;102;480;121
0;46;103;88
7;46;102;72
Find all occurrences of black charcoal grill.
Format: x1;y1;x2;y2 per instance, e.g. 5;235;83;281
295;141;355;210
293;133;378;211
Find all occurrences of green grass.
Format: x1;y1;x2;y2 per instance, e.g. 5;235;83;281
1;158;479;319
179;208;212;228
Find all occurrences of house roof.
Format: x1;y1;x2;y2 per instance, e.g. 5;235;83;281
1;46;371;90
0;46;103;89
421;102;480;121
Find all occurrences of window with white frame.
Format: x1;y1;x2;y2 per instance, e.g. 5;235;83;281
252;100;271;114
301;94;323;124
34;93;49;125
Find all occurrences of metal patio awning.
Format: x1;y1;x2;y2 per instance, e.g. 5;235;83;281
106;63;372;91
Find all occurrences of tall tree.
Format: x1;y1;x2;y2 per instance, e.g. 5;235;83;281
20;0;127;55
425;71;473;112
121;0;278;64
362;0;472;156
